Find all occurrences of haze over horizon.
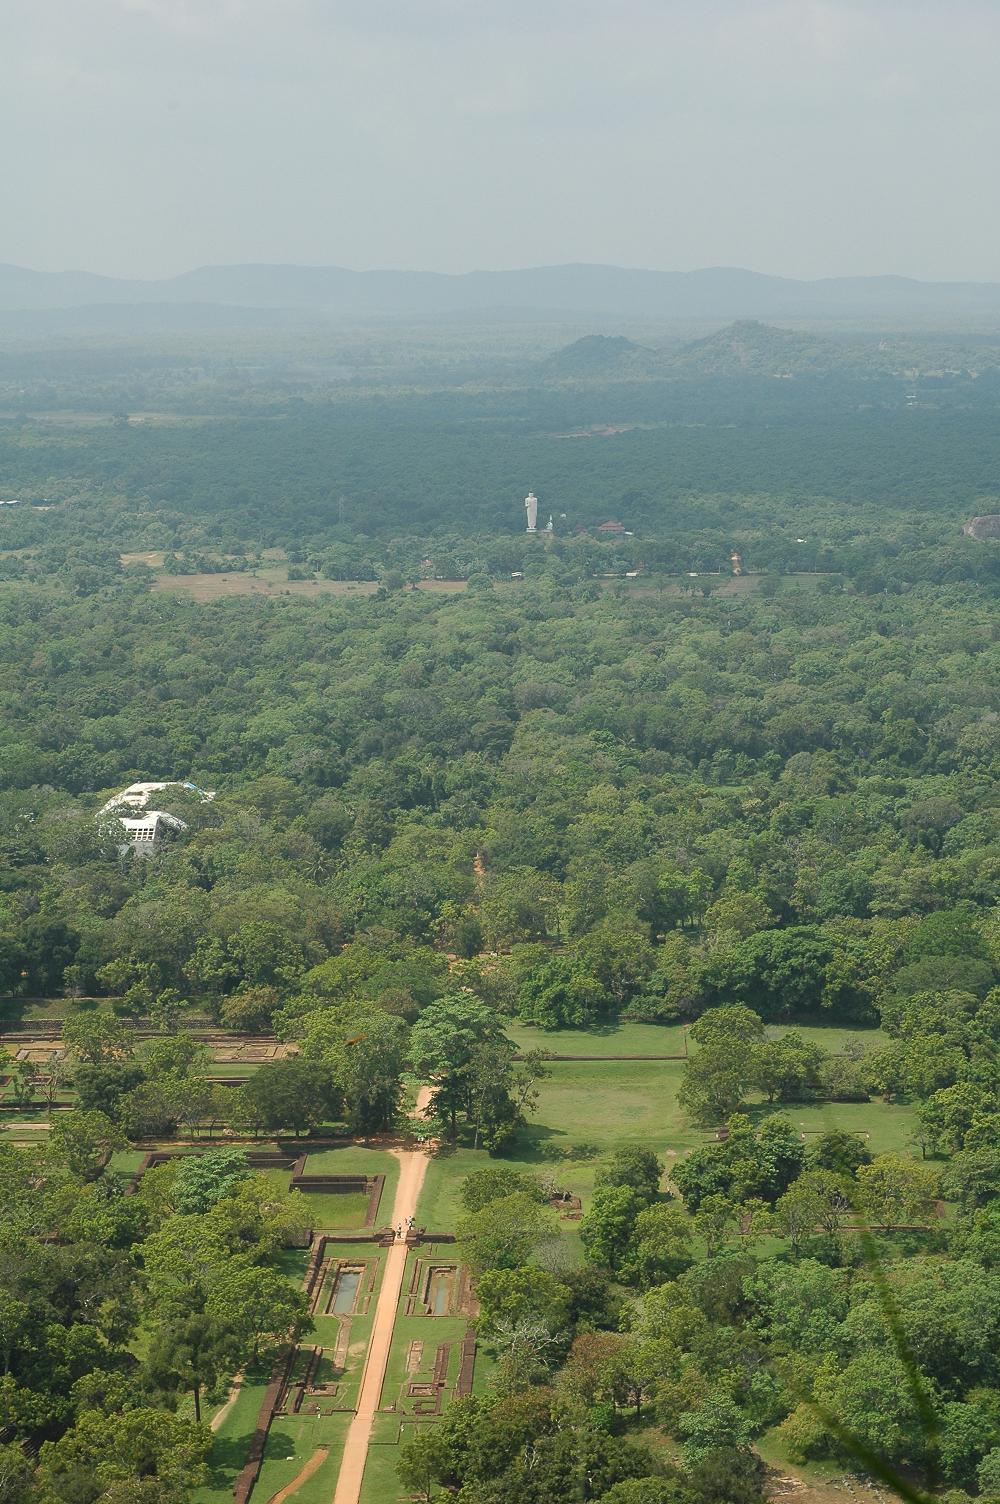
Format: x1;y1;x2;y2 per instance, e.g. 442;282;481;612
10;257;1000;287
5;0;999;285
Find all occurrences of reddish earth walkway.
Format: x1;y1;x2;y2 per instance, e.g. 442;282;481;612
267;1444;329;1502
332;1089;433;1504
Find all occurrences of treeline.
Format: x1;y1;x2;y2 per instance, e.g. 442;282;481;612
29;997;548;1153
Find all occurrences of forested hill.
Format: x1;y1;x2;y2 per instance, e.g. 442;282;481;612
666;320;843;375
542;334;661;378
541;324;841;379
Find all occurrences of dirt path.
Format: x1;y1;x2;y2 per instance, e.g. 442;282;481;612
268;1444;329;1503
209;1372;242;1432
332;1142;430;1504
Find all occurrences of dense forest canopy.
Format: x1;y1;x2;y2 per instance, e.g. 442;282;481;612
1;318;1000;1504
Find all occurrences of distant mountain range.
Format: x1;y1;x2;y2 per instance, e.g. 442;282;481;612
7;261;1000;322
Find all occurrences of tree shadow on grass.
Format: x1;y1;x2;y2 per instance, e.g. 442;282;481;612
431;1120;567;1162
515;1021;623;1039
201;1428;255;1492
512;1123;604;1166
516;1125;606;1165
203;1422;305;1495
510;1121;568;1163
260;1422;298;1461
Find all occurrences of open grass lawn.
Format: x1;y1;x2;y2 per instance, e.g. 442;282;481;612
253;1412;349;1504
108;1149;150;1173
0;1124;53;1147
301;1146;398;1180
256;1168;371;1234
0;995;66;1023
418;1058;691;1229
152;569;381;600
504;1019;885;1059
418;1050;917;1231
530;1058;692;1152
770;1098;917;1154
361;1418;423;1504
301;1145;400;1229
304;1190;373;1231
193;1373;273;1504
505;1019;689;1057
762;1023;887;1052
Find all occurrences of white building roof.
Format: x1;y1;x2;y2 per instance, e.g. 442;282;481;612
101;780;216;815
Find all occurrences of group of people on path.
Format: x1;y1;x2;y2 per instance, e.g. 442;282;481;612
393;1216;418;1240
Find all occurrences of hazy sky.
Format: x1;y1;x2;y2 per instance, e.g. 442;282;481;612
4;0;998;281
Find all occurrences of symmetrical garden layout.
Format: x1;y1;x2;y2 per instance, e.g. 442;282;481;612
180;1137;476;1504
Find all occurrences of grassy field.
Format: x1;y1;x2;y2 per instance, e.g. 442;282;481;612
1;995;67;1022
505;1019;884;1059
254;1418;348;1504
151;570;380;600
505;1019;689;1056
418;1039;917;1232
257;1168;372;1234
762;1022;887;1051
0;1123;53;1147
298;1145;400;1231
361;1418;423;1504
194;1373;273;1504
